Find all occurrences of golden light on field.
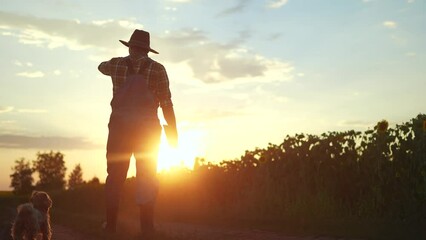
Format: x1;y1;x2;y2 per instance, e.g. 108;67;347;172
157;129;205;172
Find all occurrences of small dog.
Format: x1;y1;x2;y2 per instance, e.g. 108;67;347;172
11;191;52;240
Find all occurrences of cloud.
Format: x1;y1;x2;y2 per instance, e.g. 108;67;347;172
0;11;294;84
0;120;23;134
0;106;14;113
405;52;416;57
0;134;101;149
13;60;33;67
165;6;178;11
16;71;45;78
217;0;251;17
158;29;294;83
92;19;114;26
383;21;397;29
339;120;373;128
0;11;131;51
268;32;282;41
267;0;289;9
117;20;143;30
188;108;247;121
16;109;47;113
0;107;47;114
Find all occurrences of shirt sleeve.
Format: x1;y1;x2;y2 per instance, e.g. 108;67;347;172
98;60;111;76
155;64;173;108
98;57;126;77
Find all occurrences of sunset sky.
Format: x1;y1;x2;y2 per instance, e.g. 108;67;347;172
0;0;425;190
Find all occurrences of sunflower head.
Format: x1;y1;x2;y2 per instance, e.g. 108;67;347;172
376;120;389;134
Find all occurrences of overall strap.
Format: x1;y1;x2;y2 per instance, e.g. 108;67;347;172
110;58;156;113
125;57;136;75
125;57;153;76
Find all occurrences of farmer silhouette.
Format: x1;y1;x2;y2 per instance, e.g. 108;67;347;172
98;29;178;236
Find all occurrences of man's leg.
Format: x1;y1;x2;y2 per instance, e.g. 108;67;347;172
134;123;161;234
105;119;133;233
105;161;130;232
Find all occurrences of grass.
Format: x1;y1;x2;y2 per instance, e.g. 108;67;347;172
247;217;426;240
0;191;27;240
0;190;191;240
2;187;426;240
52;208;202;240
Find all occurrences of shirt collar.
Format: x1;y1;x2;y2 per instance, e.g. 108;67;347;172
129;54;148;62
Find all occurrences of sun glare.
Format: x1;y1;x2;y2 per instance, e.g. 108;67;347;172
157;129;205;172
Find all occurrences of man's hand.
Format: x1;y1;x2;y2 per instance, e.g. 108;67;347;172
163;125;178;148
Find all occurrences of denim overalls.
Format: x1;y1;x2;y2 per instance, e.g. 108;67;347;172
105;58;161;228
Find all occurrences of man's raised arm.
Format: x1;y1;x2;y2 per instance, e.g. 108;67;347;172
98;61;111;76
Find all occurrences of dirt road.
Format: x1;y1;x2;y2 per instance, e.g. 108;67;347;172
52;225;94;240
156;222;365;240
49;221;365;240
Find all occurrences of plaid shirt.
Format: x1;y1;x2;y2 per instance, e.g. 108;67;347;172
98;55;173;108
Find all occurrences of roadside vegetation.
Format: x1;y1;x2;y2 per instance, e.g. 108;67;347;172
3;114;425;240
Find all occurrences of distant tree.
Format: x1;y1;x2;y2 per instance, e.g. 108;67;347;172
33;151;67;190
10;158;34;195
68;164;84;189
87;176;100;186
193;157;205;171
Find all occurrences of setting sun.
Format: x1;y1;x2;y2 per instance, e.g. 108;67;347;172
157;129;205;172
127;128;204;177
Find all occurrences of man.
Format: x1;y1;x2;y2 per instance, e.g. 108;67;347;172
98;29;178;236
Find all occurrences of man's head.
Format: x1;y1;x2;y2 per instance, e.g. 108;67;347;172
129;45;149;57
120;29;159;54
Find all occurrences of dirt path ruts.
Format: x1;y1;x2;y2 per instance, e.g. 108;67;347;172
50;221;366;240
116;217;366;240
157;222;365;240
51;225;94;240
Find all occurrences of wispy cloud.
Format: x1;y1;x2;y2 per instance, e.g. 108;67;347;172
17;109;47;113
167;0;192;2
0;11;130;50
0;106;14;113
217;0;251;17
13;60;33;67
266;0;289;9
188;108;247;121
0;106;47;114
268;32;282;41
0;134;101;149
158;29;294;83
383;21;397;29
117;20;143;29
0;120;23;134
0;11;295;84
339;120;373;128
405;52;416;57
165;6;178;12
16;71;45;78
92;19;114;26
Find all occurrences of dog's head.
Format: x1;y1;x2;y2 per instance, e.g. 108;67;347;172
30;191;52;213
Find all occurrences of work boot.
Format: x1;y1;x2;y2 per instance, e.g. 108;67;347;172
104;205;118;234
102;221;116;234
140;203;155;237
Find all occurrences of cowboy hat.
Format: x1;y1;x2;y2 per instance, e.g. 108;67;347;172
119;29;159;54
